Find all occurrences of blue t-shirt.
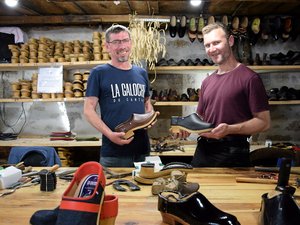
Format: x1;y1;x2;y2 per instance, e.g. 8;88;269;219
86;64;150;157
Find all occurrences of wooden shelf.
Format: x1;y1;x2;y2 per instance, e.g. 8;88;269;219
153;101;300;106
1;99;300;105
0;60;110;71
1;62;299;73
149;65;300;74
0;137;101;147
0;97;84;103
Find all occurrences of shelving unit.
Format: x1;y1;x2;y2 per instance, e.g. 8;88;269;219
150;65;300;74
1;62;299;105
0;60;110;71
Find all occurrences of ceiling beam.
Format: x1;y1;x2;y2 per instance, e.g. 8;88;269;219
0;15;171;26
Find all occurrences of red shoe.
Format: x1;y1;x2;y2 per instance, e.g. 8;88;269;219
100;194;118;225
30;194;118;225
56;161;106;225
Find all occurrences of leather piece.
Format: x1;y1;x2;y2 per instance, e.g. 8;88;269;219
158;192;241;225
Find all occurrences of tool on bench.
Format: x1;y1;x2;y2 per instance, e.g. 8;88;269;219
103;166;132;179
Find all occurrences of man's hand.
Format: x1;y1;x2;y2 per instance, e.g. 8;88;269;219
170;129;191;140
200;123;229;139
109;131;134;145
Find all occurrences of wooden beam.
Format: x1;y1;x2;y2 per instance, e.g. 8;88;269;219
0;15;170;26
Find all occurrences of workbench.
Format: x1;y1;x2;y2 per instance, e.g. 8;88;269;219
0;167;299;225
0;138;264;157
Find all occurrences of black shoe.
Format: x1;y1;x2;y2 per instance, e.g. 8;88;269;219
169;16;177;38
170;113;214;133
259;192;300;225
180;93;189;101
259;157;300;225
267;88;279;101
178;16;187;38
158;191;241;225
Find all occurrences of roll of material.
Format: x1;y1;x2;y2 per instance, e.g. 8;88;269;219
0;166;22;189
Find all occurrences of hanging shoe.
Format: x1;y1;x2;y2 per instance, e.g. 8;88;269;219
178;15;187;38
197;15;205;42
207;15;215;25
239;16;248;34
260;17;271;42
282;17;292;41
169;113;214;134
169;16;177;38
222;15;229;28
270;16;281;41
231;16;239;36
158;191;241;225
188;17;197;42
114;110;159;139
251;17;261;35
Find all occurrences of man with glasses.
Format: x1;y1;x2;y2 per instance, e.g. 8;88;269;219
84;24;154;167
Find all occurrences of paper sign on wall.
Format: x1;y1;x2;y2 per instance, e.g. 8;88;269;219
37;66;63;93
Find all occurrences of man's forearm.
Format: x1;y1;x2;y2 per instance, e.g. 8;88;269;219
85;110;112;138
228;111;271;135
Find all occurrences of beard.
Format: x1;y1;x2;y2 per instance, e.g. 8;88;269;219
117;55;129;62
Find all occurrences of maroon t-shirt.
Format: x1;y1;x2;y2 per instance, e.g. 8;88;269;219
197;64;269;126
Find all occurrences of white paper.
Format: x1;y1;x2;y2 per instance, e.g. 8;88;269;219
37;66;63;93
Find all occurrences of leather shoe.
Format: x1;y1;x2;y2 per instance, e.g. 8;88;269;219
169;16;177;38
158;191;241;225
188;17;197;42
152;171;199;196
178;16;187;38
170;113;214;134
259;191;300;225
115;110;159;139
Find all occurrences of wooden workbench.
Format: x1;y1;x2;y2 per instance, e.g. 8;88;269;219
0;138;264;157
0;167;299;225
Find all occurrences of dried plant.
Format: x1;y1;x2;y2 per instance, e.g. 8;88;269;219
129;13;167;74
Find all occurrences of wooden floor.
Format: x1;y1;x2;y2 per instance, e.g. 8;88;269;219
0;167;299;225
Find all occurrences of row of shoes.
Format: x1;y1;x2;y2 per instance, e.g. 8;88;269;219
151;88;199;102
267;86;300;101
268;51;300;65
156;58;214;66
168;15;299;44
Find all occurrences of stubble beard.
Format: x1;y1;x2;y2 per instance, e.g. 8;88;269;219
117;56;129;62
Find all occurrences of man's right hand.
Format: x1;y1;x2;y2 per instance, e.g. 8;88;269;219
170;129;190;140
109;132;134;145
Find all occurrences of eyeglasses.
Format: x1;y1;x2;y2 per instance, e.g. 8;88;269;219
107;38;131;45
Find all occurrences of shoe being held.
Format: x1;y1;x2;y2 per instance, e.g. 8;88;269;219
115;110;159;139
170;113;214;134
